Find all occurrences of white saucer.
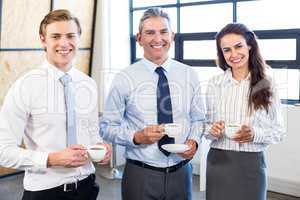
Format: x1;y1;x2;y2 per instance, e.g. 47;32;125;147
161;144;190;153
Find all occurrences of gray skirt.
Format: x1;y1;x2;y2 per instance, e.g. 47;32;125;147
206;148;267;200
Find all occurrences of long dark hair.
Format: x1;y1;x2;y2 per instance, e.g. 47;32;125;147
215;23;272;112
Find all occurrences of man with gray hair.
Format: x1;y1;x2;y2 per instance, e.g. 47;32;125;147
101;7;205;200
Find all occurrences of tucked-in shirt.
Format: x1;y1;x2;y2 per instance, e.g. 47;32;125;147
203;68;285;152
100;58;205;167
0;60;102;191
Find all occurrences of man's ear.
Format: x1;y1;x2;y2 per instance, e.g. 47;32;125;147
40;34;47;50
136;33;141;44
40;34;45;41
171;32;175;41
40;34;46;45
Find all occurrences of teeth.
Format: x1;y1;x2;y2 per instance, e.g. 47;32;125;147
231;58;241;63
57;49;71;54
152;45;163;49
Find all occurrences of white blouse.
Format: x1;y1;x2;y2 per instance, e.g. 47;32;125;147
204;69;285;152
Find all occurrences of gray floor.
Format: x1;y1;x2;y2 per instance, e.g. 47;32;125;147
0;166;299;200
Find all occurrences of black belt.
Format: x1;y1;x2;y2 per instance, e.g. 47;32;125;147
56;174;95;192
127;159;190;173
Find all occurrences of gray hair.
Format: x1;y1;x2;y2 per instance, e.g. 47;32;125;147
138;7;171;33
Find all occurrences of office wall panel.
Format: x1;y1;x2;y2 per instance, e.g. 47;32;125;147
0;50;90;105
0;51;44;105
0;168;18;176
0;0;50;48
53;0;94;48
74;51;90;75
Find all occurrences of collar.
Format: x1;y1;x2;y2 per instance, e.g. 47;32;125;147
224;68;251;85
42;60;75;81
141;57;172;74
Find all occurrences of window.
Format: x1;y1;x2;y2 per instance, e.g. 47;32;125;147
132;0;176;8
258;39;296;61
130;0;300;103
237;0;300;31
183;40;216;60
180;3;232;33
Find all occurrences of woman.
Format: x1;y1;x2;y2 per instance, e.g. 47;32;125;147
204;23;285;200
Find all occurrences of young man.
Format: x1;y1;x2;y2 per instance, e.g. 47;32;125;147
0;9;111;200
100;7;205;200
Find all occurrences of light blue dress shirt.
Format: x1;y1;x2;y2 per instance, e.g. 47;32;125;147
100;58;205;167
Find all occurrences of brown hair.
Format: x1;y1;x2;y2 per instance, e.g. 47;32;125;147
215;23;272;112
39;9;81;36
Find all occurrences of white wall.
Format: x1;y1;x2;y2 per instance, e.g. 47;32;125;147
92;0;130;167
267;106;300;196
91;0;106;111
91;0;131;111
107;0;130;167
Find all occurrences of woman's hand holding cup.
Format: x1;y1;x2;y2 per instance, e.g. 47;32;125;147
209;121;225;138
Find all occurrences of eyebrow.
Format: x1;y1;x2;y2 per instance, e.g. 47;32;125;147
160;28;169;32
222;41;243;49
143;28;169;33
233;41;243;46
49;33;77;36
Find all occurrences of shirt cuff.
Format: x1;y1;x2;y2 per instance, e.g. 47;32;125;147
188;133;201;146
127;129;141;147
32;151;49;170
203;123;218;141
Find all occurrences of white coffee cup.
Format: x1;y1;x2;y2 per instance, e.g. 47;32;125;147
225;124;240;139
164;123;182;137
87;144;107;162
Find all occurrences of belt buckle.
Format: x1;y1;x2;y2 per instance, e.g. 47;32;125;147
63;181;77;192
166;167;170;173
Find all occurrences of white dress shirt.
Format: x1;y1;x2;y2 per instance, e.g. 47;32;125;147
0;60;102;191
100;57;205;167
204;69;285;152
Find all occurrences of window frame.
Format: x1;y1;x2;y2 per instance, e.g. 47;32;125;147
129;0;300;103
0;0;97;76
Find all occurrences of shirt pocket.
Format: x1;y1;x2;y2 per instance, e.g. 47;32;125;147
29;112;65;134
129;84;157;119
26;113;66;149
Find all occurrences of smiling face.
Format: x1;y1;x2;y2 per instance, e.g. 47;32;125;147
136;16;174;65
220;33;251;72
40;20;80;72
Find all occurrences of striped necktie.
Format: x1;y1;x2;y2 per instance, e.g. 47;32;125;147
60;74;77;146
155;67;175;156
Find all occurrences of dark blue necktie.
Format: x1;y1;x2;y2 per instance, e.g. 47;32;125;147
155;67;175;156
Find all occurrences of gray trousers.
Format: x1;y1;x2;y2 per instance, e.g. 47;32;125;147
122;160;192;200
206;148;267;200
